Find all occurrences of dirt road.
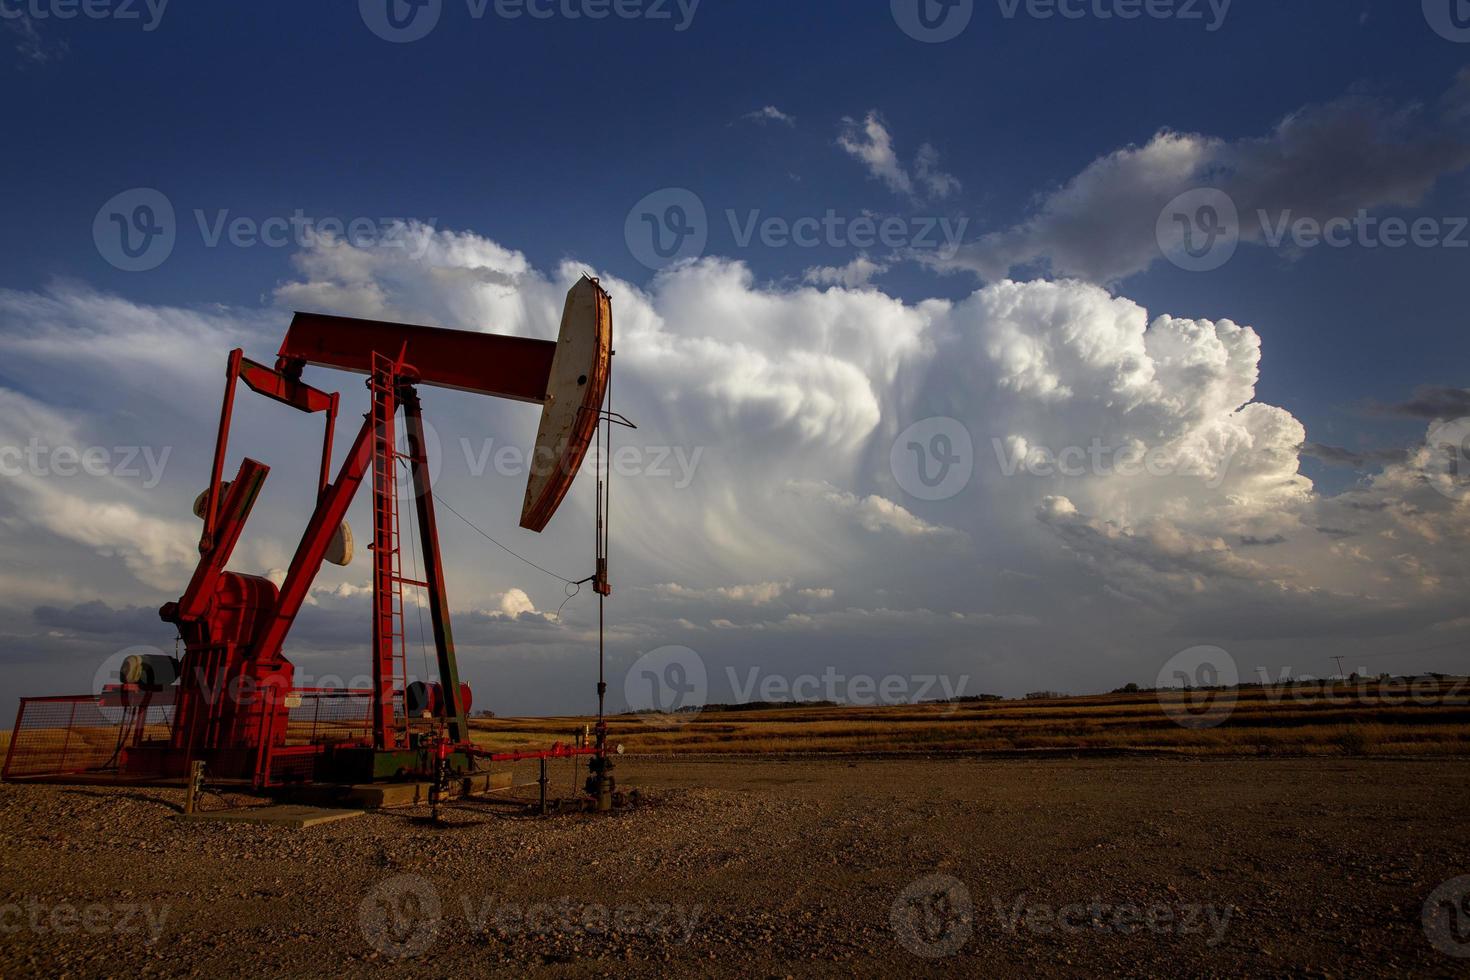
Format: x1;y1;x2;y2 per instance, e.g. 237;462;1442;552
1;757;1467;977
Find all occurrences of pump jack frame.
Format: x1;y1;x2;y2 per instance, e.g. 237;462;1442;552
155;312;573;790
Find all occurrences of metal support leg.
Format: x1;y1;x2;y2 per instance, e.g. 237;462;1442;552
402;388;468;743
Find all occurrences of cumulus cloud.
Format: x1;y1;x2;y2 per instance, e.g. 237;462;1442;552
477;587;544;620
934;73;1470;283
3;224;1468;710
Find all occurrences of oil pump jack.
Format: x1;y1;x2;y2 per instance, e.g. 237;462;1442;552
130;276;617;794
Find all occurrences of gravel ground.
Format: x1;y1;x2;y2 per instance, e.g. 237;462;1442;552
1;757;1467;977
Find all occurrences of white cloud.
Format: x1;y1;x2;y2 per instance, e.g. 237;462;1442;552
934;73;1470;283
786;480;967;541
5;14;67;65
914;143;961;199
742;106;795;127
838;111;960;201
803;256;889;288
4;225;1468;709
654;581;788;604
489;587;538;618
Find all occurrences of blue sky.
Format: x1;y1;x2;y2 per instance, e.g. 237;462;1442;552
1;0;1468;713
6;2;1467;435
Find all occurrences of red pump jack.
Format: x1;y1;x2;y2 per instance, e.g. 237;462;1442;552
142;277;614;791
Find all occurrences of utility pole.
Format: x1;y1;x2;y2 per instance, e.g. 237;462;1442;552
1332;656;1347;682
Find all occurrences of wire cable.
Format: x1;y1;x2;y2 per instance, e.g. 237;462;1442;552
432;491;577;586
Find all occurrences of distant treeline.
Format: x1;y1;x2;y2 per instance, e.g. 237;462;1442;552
1113;672;1465;694
625;694;1006;715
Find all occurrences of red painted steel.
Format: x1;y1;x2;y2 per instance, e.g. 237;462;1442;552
84;296;610;789
277;312;556;403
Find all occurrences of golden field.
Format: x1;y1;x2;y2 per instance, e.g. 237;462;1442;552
467;678;1470;758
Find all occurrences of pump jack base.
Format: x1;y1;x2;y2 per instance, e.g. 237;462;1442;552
288;768;513;810
310;745;481;785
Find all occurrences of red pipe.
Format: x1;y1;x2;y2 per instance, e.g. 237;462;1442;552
470;743;603;763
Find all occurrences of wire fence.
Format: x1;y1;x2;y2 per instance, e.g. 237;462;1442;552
2;695;174;779
2;689;376;781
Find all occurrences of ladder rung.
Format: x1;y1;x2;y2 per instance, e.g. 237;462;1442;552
395;577;429;589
